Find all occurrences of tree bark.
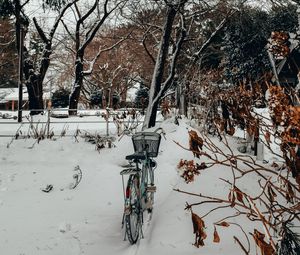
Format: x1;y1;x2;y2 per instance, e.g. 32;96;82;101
23;41;53;114
69;55;84;114
178;82;187;116
143;6;177;129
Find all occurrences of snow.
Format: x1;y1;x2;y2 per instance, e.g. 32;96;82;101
126;84;138;102
0;88;14;103
0;88;51;101
0;114;285;254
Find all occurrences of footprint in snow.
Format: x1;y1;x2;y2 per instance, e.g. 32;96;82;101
59;222;72;233
8;174;16;182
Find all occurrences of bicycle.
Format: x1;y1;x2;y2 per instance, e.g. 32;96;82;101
120;128;163;244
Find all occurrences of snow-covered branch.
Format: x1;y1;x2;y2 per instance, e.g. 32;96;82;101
83;33;131;76
33;17;49;43
151;12;186;107
142;27;156;64
61;19;76;42
192;11;233;63
49;0;80;40
80;0;127;52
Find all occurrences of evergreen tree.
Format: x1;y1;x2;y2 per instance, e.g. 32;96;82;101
135;85;149;108
51;88;70;108
269;4;298;33
0;0;14;18
112;92;120;109
42;0;67;11
221;4;299;84
222;7;271;84
90;90;102;108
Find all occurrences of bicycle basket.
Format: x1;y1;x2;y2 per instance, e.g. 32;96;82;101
132;132;161;157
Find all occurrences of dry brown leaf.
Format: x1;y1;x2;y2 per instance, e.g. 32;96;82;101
264;131;271;144
216;221;230;227
177;159;185;169
234;187;244;204
252;229;275;255
188;130;203;158
213;226;220;243
191;212;207;247
227;126;235;136
267;185;277;203
286;183;295;204
178;160;200;183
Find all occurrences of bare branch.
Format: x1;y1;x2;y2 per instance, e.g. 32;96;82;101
83;33;131;76
33;17;48;43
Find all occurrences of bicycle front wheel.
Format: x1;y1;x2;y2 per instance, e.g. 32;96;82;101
125;174;141;244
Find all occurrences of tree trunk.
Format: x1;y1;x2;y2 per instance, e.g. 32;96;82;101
143;6;177;129
14;0;44;115
25;73;44;114
18;45;44;114
69;56;84;115
177;82;187;116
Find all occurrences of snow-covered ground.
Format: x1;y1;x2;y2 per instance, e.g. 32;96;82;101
0;113;284;255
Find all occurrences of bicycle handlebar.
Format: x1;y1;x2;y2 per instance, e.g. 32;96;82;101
153;127;166;140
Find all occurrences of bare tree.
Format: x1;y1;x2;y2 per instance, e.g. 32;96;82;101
143;0;187;129
142;0;234;129
67;0;127;115
13;0;78;114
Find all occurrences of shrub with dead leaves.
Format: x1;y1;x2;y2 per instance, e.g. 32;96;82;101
174;83;300;255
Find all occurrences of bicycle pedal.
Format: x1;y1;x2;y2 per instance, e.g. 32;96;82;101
146;186;156;192
120;168;140;175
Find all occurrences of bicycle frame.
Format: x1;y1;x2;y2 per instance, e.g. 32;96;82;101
121;152;155;241
123;153;153;210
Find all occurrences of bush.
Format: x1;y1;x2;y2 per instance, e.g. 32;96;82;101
112;92;120;109
90;90;102;108
135;85;149;108
51;88;70;108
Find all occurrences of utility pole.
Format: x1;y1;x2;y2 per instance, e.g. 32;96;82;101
17;25;24;123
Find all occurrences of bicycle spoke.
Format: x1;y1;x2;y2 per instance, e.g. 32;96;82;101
125;175;141;244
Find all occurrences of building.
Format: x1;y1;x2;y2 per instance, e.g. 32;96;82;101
0;88;51;111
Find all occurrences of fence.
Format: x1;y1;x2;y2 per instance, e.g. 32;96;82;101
0;108;145;138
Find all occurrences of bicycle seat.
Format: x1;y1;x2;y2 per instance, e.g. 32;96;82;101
125;153;146;161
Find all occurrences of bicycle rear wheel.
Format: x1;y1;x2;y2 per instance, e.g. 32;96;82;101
125;174;141;244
